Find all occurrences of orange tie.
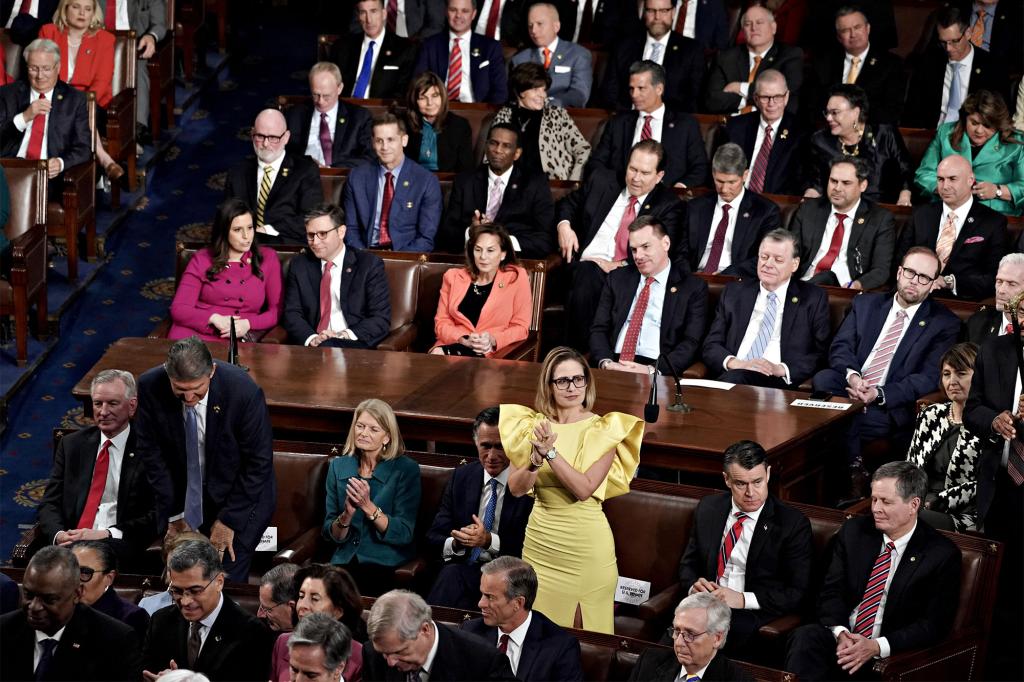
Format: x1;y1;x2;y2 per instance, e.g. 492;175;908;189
969;7;986;47
935;211;957;269
542;47;552;70
741;55;762;114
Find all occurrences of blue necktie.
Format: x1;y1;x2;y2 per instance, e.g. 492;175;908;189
353;40;376;99
184;406;204;529
745;291;778;360
35;639;58;681
470;478;499;563
944;63;962;123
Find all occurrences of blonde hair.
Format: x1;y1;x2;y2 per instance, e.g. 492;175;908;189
343;399;405;461
54;0;105;33
534;346;596;419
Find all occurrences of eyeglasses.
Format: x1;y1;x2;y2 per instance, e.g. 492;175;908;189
754;93;788;105
169;573;221;600
666;627;708;643
257;600;285;615
823;108;852;119
251;131;286;144
305;225;342;242
899;266;937;286
550;375;587;390
937;31;968;48
26;65;57;75
79;566;107;582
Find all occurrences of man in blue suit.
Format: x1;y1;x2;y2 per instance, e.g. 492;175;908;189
427;407;533;610
463;557;584;682
134;337;276;582
813;247;960;498
702;228;831;389
414;0;508;105
510;2;592;108
343;112;443;252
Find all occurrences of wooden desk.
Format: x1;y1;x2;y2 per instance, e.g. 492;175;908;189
72;338;860;502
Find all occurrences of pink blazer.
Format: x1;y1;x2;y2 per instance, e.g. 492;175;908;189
38;24;115;108
168;246;283;341
433;265;532;354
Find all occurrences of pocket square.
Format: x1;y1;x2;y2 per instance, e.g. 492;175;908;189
382;64;399;71
963;236;985;244
554;65;571;73
478;60;490;68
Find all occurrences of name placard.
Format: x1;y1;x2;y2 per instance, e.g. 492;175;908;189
615;577;652;605
790;399;852;411
256;526;278;552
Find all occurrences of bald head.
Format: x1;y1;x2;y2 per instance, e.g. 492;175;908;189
936;154;975;210
527;3;560;47
252;108;290;164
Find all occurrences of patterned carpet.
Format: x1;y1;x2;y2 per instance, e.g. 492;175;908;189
0;14;316;561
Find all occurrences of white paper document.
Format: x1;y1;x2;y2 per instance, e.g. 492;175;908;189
790;399;852;411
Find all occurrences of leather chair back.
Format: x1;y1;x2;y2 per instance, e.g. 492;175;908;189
320;168;349;205
2;159;48;240
112;30;138;95
383;255;421;332
272;450;332;547
566;107;611;148
416;260;465;349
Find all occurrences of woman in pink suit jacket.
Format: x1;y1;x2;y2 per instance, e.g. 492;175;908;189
169;198;284;342
430;223;532;357
39;0;121;182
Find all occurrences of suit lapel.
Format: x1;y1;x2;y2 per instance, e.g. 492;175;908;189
779;281;802;347
889;300;932;371
861;296;894;366
203;371;223;464
691;198;714;267
803;201;829;262
885;525;928;613
746;496;774;571
473;167;490;215
732;282;760;350
702;494;733;577
659;265;684;348
429;624;457;680
516;617;544;680
952;202;985;254
332;102;350;157
845;201;872;276
116;429;140;517
730;193;756;263
72;428;104;521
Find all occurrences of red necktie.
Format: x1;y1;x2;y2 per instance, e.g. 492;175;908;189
613;196;639;262
618;277;655;363
702;203;731;273
498;634;510;653
674;0;689;33
542;47;552;70
815;213;847;274
25;92;46;161
1009;438;1024;486
578;0;593;43
1007;324;1015;335
316;261;334;333
748;124;773;194
386;0;398;33
853;541;895;637
447;38;462;100
717;511;748;581
76;440;112;529
319;112;333;166
485;0;501;38
17;0;32;14
640;114;653;141
378;171;395;247
105;0;118;29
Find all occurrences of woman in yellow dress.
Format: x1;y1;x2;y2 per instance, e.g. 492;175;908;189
500;346;644;633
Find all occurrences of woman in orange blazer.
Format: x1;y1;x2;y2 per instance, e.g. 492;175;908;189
430;223;533;357
39;0;121;183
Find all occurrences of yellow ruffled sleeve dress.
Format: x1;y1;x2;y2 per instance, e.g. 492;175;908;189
499;404;644;633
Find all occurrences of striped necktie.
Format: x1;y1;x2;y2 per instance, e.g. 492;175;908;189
853;541;896;637
717;512;748;581
744;292;777;360
256;165;273;228
861;310;907;387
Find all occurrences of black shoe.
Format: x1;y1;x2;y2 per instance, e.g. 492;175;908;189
137;124;153;146
838;464;871;508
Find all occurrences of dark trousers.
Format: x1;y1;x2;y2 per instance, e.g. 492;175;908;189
320;337;370;349
719;369;791;389
566;260;608;352
985;469;1024;680
786;623;875;682
427;562;485;611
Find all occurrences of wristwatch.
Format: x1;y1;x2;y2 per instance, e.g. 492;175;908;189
995;186;1004;199
545;448;559;461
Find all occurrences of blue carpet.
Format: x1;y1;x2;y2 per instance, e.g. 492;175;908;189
0;13;317;561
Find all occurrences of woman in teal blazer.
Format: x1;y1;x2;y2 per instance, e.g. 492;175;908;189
322;398;422;595
914;90;1024;216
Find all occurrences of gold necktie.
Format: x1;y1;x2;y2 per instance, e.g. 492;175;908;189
741;55;762;114
846;56;861;84
969;8;986;47
935;211;957;269
256;165;273;228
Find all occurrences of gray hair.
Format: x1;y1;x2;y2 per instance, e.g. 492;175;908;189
762;228;800;260
152;672;211;682
309;61;343;86
261;563;300;605
167;540;223;580
90;369;137;400
289;613;353;673
481;556;538;611
676;592;732;639
629;60;666;89
999;253;1024;270
712;143;748;175
27;546;80;592
753;68;787;93
163;336;214;381
367;590;432;641
873;461;928;506
24;38;60;64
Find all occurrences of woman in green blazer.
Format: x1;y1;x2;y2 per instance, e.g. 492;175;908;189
914;90;1024;216
322;398;422;596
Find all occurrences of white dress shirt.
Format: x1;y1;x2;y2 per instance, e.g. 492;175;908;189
449;30;476;102
631;104;666;145
674;0;699;40
802;199;860;286
356;29;387;97
849;296;923;385
729;277;792;383
110;0;131;30
193;593;226;654
303;247;353;346
34;626;66;671
580;190;651;261
745;117;780;189
697;189;745;272
571;0;600;42
169;394;208;522
392;0;409;37
614;263;670;361
92;425;131;537
643;31;670;64
305;102;338;166
476;0;507;41
713;500;764;609
737;44;772;109
940;46;975;125
443;466;509;560
6;0;39;27
498;611;533;675
678;659;712;682
14;87;56;164
255;154;286;236
422;621;441;679
843;46;870;83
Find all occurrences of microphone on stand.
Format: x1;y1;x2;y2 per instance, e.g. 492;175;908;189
644;369;660;423
659;353;693;414
228;318;249;372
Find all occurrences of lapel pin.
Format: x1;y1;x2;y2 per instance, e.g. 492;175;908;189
339;117;346;124
643;204;651;209
346;267;353;273
128;452;135;458
72;643;80;649
385;50;392;57
743;212;750;218
557;54;563;60
213;405;221;414
498;282;505;288
57;94;64;100
668;122;675;128
471;48;480;57
975;68;981;74
672;45;678;51
918;320;926;327
967;216;974;223
669;286;678;293
215;635;223;642
780;129;789;139
281;168;289;177
857;217;865;224
406;201;413;208
910;556;917;562
791;296;799;303
402;180;409;187
763;524;768;531
511;183;518;189
86;49;93;55
869;57;877;66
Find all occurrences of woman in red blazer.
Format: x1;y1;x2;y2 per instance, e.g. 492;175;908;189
430;223;533;357
39;0;122;182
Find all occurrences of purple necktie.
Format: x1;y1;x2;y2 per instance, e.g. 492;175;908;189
319;112;333;167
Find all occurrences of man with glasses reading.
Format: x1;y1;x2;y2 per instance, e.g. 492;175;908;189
142;540;272;682
285;62;374;169
225;108;323;245
282;202;391;348
812;247;960;502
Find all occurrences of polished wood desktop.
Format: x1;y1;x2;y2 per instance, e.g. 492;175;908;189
72;338;859;502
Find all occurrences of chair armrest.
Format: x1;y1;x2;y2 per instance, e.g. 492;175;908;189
871;632;982;681
11;523;44;567
491;333;536;360
394;557;429;584
682;362;708;379
104;88;137;153
377;323;417;352
273;527;322;566
637;582;680;622
62;160;94;191
757;614;802;640
8;222;47;291
259;326;289;344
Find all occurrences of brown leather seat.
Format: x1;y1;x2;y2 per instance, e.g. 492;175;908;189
106;30;139;209
147;0;175;138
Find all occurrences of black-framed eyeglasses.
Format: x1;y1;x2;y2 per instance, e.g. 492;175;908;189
666;627;708;643
755;92;788;105
899;266;937;285
251;131;286;144
169;573;221;600
79;566;108;582
937;31;968;48
823;107;852;119
257;599;286;615
305;225;342;242
550;375;587;390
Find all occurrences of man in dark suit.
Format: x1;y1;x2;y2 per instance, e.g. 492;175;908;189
588;60;707;188
348;0;447;39
363;589;516;681
285;62;374;169
963;252;1024;344
474;0;529;46
331;0;416;99
414;0;508;105
678;440;813;652
225;108;324;245
1;0;59;45
441;123;554;257
509;2;592;107
142;540;272;682
553;0;619;47
898;154;1008;301
134;336;276;582
682;142;780;277
703;228;831;388
703;4;803;116
812;247;961;496
557;139;685;350
591;215;707;375
463;557;583;681
625;0;730;51
343;112;444;252
0;39;91;184
785;462;961;682
800;0;898;56
629;592;753;682
36;369;156;568
956;0;1023;77
427;407;534;610
601;0;704;112
903;5;1010;128
283;203;392;348
71;541;150;641
805;5;905;125
792;156;896;290
0;546;141;681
